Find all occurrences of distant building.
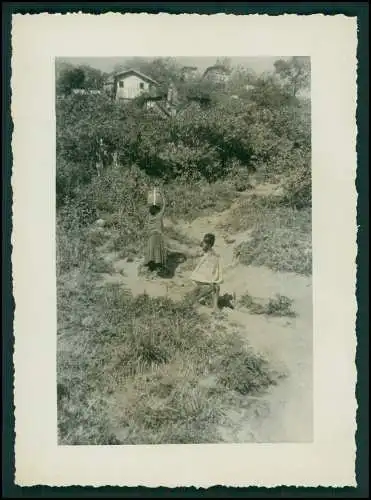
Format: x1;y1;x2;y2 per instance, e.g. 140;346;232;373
102;68;183;118
104;69;160;102
202;64;230;83
180;66;198;81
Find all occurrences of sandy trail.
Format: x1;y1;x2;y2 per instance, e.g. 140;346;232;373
98;184;313;442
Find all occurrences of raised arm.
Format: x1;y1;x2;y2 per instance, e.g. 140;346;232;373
159;189;166;216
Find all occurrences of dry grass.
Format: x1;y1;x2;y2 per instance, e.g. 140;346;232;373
239;292;296;317
223;194;312;276
165;179;239;222
56;176;310;445
57;216;281;444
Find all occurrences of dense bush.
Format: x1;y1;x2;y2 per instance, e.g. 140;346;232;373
56;67;311;208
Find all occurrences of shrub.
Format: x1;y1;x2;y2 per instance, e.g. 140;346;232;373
239;292;296;317
215;332;278;395
229;196;312;275
56;83;310;202
281;156;312;209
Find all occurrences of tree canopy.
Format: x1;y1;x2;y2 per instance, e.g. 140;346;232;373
56;57;311;209
56;63;107;95
274;57;310;97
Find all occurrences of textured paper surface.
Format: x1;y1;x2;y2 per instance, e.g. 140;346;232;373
12;13;358;487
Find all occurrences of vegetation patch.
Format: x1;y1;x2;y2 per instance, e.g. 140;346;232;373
228;196;311;275
57;273;281;444
239;292;296;318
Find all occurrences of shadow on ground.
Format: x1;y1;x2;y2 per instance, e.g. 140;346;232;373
158;251;188;279
218;293;235;310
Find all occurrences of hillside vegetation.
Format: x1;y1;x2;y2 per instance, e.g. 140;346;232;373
57;57;312;444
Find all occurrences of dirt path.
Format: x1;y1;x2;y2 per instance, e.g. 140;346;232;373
97;183;313;442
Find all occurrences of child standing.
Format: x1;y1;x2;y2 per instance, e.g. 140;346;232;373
190;233;223;311
144;189;167;276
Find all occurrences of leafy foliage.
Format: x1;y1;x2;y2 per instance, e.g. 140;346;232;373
56;57;310;445
55;57;311;215
274;57;310;97
56;63;106;95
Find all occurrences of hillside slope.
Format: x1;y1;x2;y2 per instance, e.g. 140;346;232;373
94;184;313;443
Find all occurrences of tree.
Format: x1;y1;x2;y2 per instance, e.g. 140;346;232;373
57;67;86;95
177;76;216;105
274;57;310;97
215;57;232;71
248;72;295;108
56;63;311;207
78;65;105;90
226;66;256;97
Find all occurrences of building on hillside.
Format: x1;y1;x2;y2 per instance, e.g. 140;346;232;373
104;69;160;102
102;69;182;118
180;66;198;82
202;64;230;83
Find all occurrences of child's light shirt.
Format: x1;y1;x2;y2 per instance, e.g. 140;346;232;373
191;249;223;285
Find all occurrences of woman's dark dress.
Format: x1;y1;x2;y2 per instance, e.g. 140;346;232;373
144;211;167;268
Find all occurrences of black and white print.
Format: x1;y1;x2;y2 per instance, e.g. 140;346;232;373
56;55;312;445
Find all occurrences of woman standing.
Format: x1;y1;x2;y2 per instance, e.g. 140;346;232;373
144;188;167;276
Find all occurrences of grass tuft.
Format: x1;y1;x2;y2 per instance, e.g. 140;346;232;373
57;257;281;444
226;195;312;275
239;292;296;317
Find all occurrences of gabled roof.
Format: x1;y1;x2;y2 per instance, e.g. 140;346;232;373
112;68;159;86
203;65;230;77
181;66;198;71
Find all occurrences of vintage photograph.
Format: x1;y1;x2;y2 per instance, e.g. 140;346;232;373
56;55;312;446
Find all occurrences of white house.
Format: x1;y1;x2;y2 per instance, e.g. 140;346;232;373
102;68;180;118
108;69;160;101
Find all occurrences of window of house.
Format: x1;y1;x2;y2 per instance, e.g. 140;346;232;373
139;82;144;89
119;81;124;88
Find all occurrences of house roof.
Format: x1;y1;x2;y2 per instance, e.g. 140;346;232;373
112;68;159;86
203;65;230;77
181;66;198;71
